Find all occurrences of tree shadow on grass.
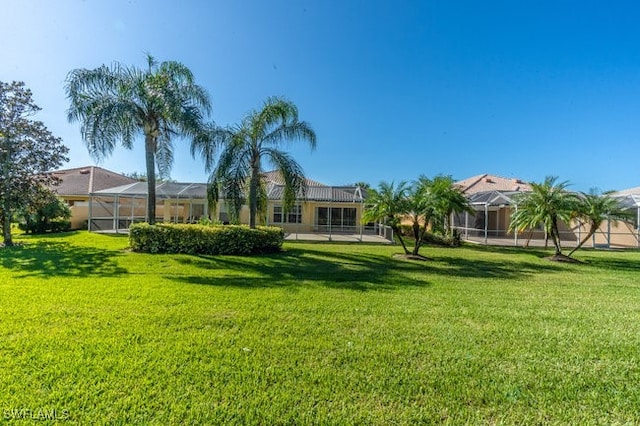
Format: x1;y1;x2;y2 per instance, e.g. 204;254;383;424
0;241;128;278
463;243;640;273
170;247;431;291
168;245;566;291
577;255;640;273
425;255;564;279
459;242;553;258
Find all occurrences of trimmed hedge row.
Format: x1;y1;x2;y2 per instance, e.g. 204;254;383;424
129;223;284;255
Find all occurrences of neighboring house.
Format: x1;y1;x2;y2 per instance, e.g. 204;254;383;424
455;173;533;194
47;166;137;229
452;174;536;241
88;170;370;236
454;174;640;248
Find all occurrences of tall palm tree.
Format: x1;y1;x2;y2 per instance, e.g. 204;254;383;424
363;181;410;254
200;97;316;228
65;54;212;224
568;191;632;256
509;176;577;257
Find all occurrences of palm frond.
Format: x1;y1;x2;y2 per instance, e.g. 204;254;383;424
263;148;306;212
263;120;317;150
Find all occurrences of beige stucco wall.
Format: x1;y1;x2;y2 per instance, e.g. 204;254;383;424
266;201;363;233
69;194;363;233
575;219;639;248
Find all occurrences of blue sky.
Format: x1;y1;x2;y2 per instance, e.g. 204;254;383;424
2;0;640;191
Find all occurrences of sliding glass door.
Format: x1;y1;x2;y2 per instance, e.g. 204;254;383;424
315;207;357;232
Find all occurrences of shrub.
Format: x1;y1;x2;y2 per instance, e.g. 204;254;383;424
129;223;284;255
18;194;72;234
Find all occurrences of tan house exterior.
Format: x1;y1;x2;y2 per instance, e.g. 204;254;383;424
87;170;370;237
452;174;538;241
453;173;578;244
453;174;640;248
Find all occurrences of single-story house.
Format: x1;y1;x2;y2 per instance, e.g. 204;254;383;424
82;169;374;238
452;174;640;248
453;174;534;241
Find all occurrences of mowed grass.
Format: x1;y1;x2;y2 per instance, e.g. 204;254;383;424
1;231;640;424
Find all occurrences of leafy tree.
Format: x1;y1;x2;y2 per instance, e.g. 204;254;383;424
199;97;316;229
0;81;69;246
509;176;578;257
362;181;411;255
18;186;71;234
568;190;633;256
66;54;212;224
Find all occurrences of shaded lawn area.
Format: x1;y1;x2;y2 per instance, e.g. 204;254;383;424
1;231;640;424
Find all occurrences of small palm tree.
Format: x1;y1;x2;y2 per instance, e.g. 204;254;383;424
425;175;472;237
363;181;410;254
200;97;316;228
568;191;633;256
66;54;212;224
509;176;577;257
405;177;435;255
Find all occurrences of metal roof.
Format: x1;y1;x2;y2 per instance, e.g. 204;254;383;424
93;181;365;203
267;185;364;202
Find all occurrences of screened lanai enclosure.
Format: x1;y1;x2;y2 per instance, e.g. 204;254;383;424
89;182;210;232
89;181;392;242
450;190;640;248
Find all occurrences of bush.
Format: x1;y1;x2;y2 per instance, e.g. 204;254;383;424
18;194;72;234
129;223;284;255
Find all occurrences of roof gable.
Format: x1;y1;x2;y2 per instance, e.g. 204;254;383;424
455;174;532;194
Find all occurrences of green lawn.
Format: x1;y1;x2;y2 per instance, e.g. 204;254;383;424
1;231;640;424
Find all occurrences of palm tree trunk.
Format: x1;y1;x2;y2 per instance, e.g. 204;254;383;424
393;226;410;254
248;154;260;229
551;218;562;256
413;222;430;255
411;220;421;254
568;224;596;257
145;134;156;225
444;212;451;237
524;228;534;248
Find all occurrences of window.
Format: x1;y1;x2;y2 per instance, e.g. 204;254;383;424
273;205;302;223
